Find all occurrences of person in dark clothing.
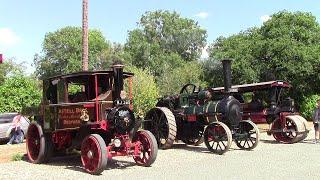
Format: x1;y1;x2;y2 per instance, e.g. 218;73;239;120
7;114;23;145
312;99;320;143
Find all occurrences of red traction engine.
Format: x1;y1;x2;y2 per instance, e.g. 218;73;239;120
26;64;158;175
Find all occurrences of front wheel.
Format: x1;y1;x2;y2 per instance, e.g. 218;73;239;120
133;130;158;167
234;120;260;150
182;127;204;146
81;134;107;175
204;122;232;155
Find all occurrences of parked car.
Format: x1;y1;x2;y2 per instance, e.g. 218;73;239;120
0;113;30;143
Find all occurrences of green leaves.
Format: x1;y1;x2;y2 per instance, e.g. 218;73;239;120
124;10;207;97
300;94;320;120
0;74;41;113
34;26;111;79
207;11;320;106
125;10;207;77
125;66;159;117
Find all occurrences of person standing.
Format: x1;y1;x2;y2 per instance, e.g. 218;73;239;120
7;114;23;145
313;99;320;143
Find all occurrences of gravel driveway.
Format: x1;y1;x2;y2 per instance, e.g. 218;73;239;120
0;126;318;180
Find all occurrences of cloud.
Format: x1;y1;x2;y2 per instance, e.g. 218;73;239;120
195;12;209;19
260;15;271;23
0;28;21;47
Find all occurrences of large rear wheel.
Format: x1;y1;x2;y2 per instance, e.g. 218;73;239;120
26;122;52;163
133;130;158;166
144;107;177;149
204;122;232;155
81;134;107;175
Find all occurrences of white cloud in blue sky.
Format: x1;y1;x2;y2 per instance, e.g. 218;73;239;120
195;12;209;19
260;15;271;23
0;28;21;48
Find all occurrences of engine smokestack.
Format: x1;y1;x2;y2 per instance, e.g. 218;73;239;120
222;59;232;93
112;62;124;100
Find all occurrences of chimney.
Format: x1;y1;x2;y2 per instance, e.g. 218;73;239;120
222;59;232;93
112;63;124;100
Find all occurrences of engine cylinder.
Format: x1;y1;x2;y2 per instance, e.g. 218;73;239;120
216;96;241;128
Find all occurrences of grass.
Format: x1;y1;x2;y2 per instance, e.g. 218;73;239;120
11;153;24;161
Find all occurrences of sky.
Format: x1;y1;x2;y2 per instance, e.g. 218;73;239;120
1;0;320;74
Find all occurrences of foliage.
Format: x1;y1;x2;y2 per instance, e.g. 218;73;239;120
300;94;320;120
11;153;24;161
125;66;159;117
0;73;42;113
208;11;320;105
0;60;24;85
34;26;111;79
157;61;206;96
125;10;207;76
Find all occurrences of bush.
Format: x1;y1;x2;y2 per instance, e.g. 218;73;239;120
11;153;24;161
0;74;42;113
300;94;320;120
125;66;159;117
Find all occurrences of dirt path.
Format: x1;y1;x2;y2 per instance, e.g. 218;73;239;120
0;142;26;163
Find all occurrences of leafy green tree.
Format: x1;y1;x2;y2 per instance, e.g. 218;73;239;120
125;10;207;76
0;73;41;113
0;61;14;85
34;26;111;79
208;11;320;104
158;61;206;95
125;66;159;117
300;94;320;120
0;60;24;85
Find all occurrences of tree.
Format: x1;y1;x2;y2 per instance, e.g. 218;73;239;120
208;11;320;103
0;61;14;85
34;26;111;79
0;73;41;113
0;59;25;85
125;10;207;76
158;61;206;95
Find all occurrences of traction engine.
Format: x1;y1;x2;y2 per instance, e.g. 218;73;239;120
143;60;260;154
26;63;158;175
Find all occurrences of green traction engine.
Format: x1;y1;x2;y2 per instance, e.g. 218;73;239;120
143;59;260;155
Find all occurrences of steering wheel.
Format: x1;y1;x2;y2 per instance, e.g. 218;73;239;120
179;83;197;95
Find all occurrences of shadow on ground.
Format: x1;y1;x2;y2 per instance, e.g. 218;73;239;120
259;137;315;145
22;153;137;175
168;142;245;155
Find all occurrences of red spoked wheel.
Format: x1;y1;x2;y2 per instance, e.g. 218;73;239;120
81;134;107;175
133;130;158;166
204;122;232;155
26;122;52;163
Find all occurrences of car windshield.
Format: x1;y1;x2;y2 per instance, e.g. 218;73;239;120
0;114;17;124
